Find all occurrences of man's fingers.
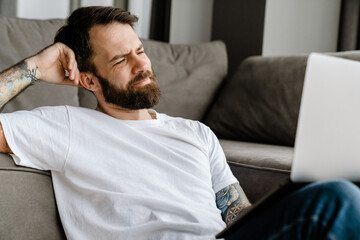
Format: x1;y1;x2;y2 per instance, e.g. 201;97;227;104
32;42;81;86
62;44;77;70
71;68;81;85
59;49;68;71
68;61;80;85
58;44;81;85
71;61;80;84
65;48;81;85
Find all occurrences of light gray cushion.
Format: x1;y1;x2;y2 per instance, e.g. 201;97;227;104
143;39;227;120
206;55;307;146
206;51;360;146
0;154;65;239
0;16;79;113
78;88;97;109
220;140;292;202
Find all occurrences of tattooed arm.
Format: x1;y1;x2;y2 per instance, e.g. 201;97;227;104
0;60;37;153
216;183;251;225
0;42;80;153
0;59;39;109
0;42;80;109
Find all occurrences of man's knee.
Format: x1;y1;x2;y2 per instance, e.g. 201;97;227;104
300;179;360;221
226;180;360;240
306;179;360;201
289;179;360;238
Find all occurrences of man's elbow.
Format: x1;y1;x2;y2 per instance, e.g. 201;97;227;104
0;123;12;154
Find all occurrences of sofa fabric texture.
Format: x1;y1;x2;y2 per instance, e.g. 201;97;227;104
219;140;293;202
0;155;66;239
206;55;307;146
206;51;360;147
145;39;228;120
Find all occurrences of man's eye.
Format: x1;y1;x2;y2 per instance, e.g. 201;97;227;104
137;51;144;55
115;59;125;65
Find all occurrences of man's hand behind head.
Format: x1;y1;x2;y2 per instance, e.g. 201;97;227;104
30;42;81;87
0;43;82;109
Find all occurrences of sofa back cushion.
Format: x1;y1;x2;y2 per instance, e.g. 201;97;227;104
0;16;78;113
145;40;227;120
205;51;360;146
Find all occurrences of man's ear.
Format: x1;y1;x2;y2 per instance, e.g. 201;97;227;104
79;72;100;91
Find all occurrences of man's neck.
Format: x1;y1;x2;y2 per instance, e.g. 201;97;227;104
96;103;153;120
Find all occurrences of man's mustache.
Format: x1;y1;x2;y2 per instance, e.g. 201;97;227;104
128;70;155;87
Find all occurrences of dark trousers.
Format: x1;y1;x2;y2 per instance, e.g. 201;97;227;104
227;179;360;240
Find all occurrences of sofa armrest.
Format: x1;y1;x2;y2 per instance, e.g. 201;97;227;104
220;140;291;203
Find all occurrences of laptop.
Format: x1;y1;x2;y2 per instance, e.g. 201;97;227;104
216;53;360;239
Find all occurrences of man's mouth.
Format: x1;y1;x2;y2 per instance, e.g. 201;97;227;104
133;77;151;87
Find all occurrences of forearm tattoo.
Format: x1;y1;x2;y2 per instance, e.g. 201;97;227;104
0;60;39;108
216;183;251;224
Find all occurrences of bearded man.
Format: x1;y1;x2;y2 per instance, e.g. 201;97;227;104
0;6;359;240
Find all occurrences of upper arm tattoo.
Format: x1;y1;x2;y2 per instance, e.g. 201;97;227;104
0;60;39;109
216;183;251;225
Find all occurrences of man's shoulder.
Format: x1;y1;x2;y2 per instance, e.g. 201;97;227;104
30;105;82;116
1;105;68;117
25;105;100;120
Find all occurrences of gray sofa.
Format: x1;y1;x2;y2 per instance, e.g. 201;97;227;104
1;16;360;239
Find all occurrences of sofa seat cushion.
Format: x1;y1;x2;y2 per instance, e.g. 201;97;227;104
220;140;292;202
0;154;65;239
220;140;293;170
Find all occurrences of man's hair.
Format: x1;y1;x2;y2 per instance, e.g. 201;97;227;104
54;6;138;73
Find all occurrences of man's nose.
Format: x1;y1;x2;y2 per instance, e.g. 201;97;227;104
131;54;149;74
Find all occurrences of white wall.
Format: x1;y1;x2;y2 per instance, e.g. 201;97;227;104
262;0;341;56
15;0;343;52
128;0;153;39
16;0;70;19
16;0;117;19
14;0;152;39
80;0;114;6
169;0;213;44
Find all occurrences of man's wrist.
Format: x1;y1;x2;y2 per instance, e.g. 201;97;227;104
225;201;252;224
0;58;39;109
24;57;40;83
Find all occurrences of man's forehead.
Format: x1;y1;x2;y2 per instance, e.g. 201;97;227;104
89;22;141;59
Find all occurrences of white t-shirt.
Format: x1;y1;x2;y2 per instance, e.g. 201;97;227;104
0;106;237;240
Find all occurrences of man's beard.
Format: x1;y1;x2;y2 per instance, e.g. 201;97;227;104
94;69;161;110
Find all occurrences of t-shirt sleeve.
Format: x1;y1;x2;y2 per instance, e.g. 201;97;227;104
203;125;238;193
0;106;70;172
